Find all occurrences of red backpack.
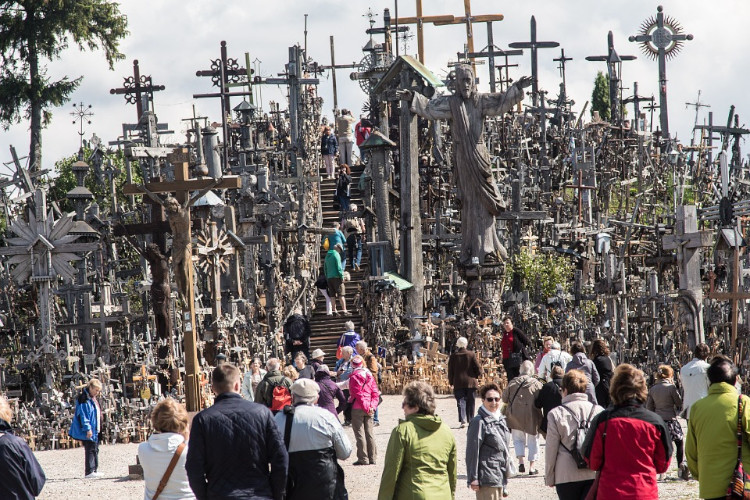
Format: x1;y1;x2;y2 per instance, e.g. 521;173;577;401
270;382;292;412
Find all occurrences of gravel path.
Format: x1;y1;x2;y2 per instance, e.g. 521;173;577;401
34;395;700;499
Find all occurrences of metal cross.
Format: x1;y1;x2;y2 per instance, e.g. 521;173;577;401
586;31;636;124
509;16;559;106
109;60;165;120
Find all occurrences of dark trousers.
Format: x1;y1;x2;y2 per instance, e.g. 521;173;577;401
555;479;594;500
83;439;99;475
343;389;352;423
503;359;520;381
454;387;476;423
674;438;684;464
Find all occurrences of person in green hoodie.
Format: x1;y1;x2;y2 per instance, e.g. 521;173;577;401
378;381;457;500
324;244;348;314
686;356;750;500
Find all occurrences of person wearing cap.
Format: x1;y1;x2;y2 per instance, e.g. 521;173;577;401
315;364;348;418
275;378;352;499
310;349;326;372
348;355;380;465
448;337;483;428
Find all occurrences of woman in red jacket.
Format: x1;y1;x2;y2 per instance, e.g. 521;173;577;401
582;364;672;500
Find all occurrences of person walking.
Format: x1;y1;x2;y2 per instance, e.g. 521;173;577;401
314;365;347;418
325;243;348;315
254;358;293;412
535;365;565;436
680;342;711;419
589;339;613;408
138;398;195;500
565;341;599;404
538;341;573;382
535;336;554;373
646;365;686;480
348;355;380;465
275;378;352;500
337;321;361;352
378;381;457;500
186;364;288;500
284;310;311;360
356;340;381;425
448;336;483;428
336;109;356;166
321;126;338;178
335;164;352;213
582;364;672;500
241;357;267;402
335;346;355;426
466;383;513;499
344;208;365;271
500;316;530;381
354;116;372;161
545;369;604;500
502;360;543;475
686;356;750;500
68;378;103;479
0;395;45;499
315;271;332;316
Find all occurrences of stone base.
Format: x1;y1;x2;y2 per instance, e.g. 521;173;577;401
462;264;505;317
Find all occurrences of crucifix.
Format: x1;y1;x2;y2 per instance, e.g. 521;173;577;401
122;148;241;411
553;49;573;101
695;111;750;172
509;16;560;107
586;31;636;125
629;5;693;141
565;168;597;224
109;60;166;121
393;0;454;64
194;41;253;173
622;82;654;132
497;169;547;254
495;51;522;93
195;221;235;338
321;36;359;113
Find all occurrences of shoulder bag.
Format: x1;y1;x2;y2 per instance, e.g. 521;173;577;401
727;396;750;499
152;441;186;500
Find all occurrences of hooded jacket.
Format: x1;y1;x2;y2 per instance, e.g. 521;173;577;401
466;405;511;488
0;419;46;500
138;432;195;500
324;249;343;279
565;352;600;404
68;388;99;442
348;367;379;413
377;413;457;500
315;370;347;416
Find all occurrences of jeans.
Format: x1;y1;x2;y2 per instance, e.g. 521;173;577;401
351;408;377;463
555;480;594;500
347;234;362;268
454;387;476;423
511;429;538;462
338;137;353;166
338;195;350;212
83;439;99;475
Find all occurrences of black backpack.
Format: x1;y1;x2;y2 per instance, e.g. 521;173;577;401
559;403;598;469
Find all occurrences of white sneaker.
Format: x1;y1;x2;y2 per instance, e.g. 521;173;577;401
85;472;102;479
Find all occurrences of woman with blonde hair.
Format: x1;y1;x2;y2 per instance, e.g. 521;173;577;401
646;364;685;479
582;364;671;500
138;398;195;499
0;396;46;498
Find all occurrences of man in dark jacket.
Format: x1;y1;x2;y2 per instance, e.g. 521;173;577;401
448;336;483;428
534;365;564;436
284;310;311;360
0;396;46;499
255;358;293;409
186;363;288;500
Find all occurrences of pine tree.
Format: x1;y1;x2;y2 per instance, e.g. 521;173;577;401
0;1;129;171
591;71;610;121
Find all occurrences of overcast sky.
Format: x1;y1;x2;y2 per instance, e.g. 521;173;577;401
1;0;747;180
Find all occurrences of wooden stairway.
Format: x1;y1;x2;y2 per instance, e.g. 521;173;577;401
308;163;369;367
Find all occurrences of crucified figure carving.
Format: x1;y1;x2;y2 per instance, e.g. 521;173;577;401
164;195;192;305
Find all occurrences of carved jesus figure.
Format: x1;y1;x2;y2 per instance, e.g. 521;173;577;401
143;243;171;339
164;195;192;305
404;65;531;266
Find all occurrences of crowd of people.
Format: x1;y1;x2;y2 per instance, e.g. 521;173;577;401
1;315;748;500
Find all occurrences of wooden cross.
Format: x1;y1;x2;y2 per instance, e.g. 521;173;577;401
394;0;455;64
622;82;654;132
495;52;522;92
554;49;573;100
565;169;597;223
433;0;504;77
458;38;520;93
109;60;165;120
509;16;560;106
122;148;241;411
321;36;360;112
586;31;637;124
497;173;547;253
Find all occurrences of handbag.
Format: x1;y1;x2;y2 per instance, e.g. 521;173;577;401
727;396;750;499
336;334;346;359
152;441;186;500
585;413;609;500
507;351;523;369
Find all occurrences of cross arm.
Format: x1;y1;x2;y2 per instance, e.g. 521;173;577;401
395;15;455;24
122;176;241;195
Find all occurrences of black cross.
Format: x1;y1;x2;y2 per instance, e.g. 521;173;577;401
553;48;573;100
109;60;166;120
509;16;559;106
458;22;520;93
622;82;654;131
586;31;636;124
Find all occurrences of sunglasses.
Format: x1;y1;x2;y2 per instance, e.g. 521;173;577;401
484;397;501;403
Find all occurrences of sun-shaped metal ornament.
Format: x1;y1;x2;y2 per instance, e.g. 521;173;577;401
195;226;234;275
630;6;694;61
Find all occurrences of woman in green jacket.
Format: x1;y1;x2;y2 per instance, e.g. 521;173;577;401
378;381;457;500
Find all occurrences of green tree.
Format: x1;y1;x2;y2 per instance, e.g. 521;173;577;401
508;249;574;303
591;71;610;121
0;1;128;172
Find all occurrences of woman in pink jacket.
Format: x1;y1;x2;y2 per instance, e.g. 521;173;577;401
348;355;380;465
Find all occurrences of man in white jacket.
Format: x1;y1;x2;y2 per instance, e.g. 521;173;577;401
538;342;573;381
680;343;710;419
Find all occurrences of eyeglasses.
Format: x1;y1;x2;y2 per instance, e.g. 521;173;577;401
484;397;501;403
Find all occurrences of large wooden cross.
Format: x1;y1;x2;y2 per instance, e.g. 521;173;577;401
394;0;455;64
123;148;241;411
509;16;560;106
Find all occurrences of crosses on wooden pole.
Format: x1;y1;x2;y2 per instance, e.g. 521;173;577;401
109;60;165;121
622;82;654;132
509;16;559;107
457;26;520;93
394;0;455;64
586;31;636;125
553;49;573;100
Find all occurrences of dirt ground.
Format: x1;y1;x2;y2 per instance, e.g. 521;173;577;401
34;394;700;499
